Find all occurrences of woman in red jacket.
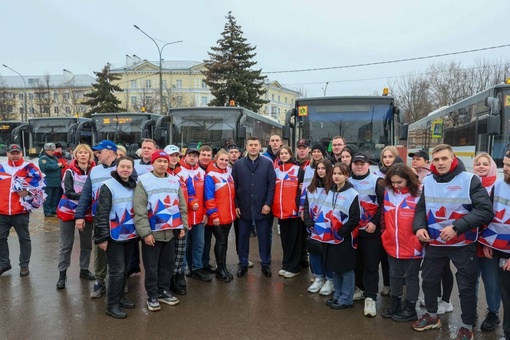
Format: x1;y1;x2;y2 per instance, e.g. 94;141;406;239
381;163;422;322
204;149;236;282
273;146;304;278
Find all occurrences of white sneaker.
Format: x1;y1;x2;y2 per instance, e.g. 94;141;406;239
319;280;334;296
284;271;300;278
419;296;440;308
364;297;376;317
308;278;325;293
353;287;365;301
437;300;453;315
278;269;287;276
248;261;254;268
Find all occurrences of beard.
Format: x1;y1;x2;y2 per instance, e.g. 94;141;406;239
504;172;510;184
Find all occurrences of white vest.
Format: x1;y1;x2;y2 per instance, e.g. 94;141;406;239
104;179;137;241
90;164;116;215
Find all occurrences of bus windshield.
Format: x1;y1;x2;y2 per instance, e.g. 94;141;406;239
30;118;76;149
300;101;394;162
172;110;240;149
92;114;147;146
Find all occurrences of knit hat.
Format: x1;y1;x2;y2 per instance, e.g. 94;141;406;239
311;143;326;156
151;150;170;164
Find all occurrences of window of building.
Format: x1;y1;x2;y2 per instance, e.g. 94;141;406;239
271;94;275;101
53;92;58;100
20;107;24;114
176;80;182;88
146;96;152;102
65;106;71;114
130;80;137;88
146;80;151;88
4;105;13;113
29;107;34;114
29;93;34;100
54;107;59;114
162;80;167;88
131;96;137;104
202;80;207;88
19;93;24;100
63;93;70;100
201;96;208;106
278;95;280;103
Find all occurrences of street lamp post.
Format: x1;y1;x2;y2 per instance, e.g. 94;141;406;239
322;82;329;97
2;64;28;122
133;25;182;115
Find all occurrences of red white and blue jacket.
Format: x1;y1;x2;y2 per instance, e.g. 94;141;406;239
103;178;137;241
273;161;301;219
382;187;423;259
422;172;477;246
57;160;94;222
0;159;45;214
138;172;184;231
479;179;510;254
179;159;205;226
204;163;236;226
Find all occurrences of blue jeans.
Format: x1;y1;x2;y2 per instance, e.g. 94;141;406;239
186;223;205;271
309;253;333;280
478;256;501;313
333;270;355;304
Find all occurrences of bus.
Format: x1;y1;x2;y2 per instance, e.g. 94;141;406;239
403;81;510;170
12;117;92;157
90;112;163;155
0;120;25;155
286;94;404;164
154;107;284;153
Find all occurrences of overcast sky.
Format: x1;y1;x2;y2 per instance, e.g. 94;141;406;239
1;0;509;97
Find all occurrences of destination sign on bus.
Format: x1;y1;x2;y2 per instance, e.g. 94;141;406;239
0;125;11;130
102;117;133;124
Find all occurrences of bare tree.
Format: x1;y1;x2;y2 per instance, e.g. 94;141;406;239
392;73;434;123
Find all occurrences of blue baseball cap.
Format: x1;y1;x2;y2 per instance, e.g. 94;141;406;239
92;140;118;152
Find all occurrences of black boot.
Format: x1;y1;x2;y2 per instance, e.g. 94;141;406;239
176;272;187;291
106;305;127;319
382;296;401;318
215;263;231;282
56;270;66;290
392;300;418;322
170;275;186;295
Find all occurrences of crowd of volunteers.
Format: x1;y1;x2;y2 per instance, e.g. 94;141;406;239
2;135;510;340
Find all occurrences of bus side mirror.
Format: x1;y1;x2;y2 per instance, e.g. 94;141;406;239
394;107;405;124
485;97;501;116
238;126;246;139
487;115;500;135
154;127;162;140
285;109;295;126
282;125;290;140
399;124;408;140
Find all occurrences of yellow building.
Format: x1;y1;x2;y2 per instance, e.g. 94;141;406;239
110;56;300;123
0;70;95;120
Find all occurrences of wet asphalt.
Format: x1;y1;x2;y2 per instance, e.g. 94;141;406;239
0;209;505;340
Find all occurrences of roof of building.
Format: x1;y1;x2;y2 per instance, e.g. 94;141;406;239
111;59;204;72
2;74;95;89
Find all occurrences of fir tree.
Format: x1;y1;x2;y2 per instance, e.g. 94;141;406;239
203;12;268;112
82;63;124;117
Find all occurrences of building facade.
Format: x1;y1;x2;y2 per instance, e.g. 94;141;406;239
110;56;300;124
0;71;95;121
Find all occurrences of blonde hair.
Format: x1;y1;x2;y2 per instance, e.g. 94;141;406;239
214;148;229;161
73;144;94;163
380;145;399;163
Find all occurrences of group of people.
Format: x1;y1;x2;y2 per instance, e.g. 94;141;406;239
2;134;510;340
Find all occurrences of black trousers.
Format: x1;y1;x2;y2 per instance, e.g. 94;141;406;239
421;243;478;325
212;224;232;265
355;237;381;300
105;239;138;309
279;218;303;273
142;239;176;299
497;251;510;339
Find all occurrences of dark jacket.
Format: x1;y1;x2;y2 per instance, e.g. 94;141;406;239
412;158;494;235
94;172;137;244
39;151;62;187
232;154;276;221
